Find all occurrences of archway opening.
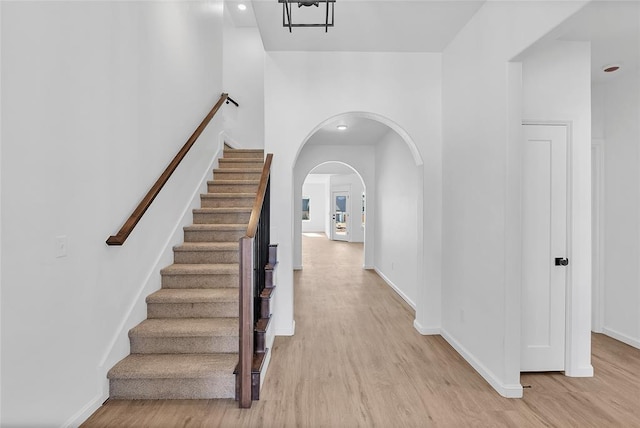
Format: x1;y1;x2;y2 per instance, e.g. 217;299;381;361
299;161;367;267
292;112;424;321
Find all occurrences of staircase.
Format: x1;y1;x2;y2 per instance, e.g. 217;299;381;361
107;147;268;400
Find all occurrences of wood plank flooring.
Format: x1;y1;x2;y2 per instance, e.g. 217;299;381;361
82;234;640;427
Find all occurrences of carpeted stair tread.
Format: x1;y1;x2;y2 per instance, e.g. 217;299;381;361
184;224;247;231
206;180;260;193
219;158;263;164
221;150;264;160
160;263;238;275
193;207;253;213
200;193;256;208
201;192;257;198
108;353;237;380
207;179;260;185
174;242;239;252
130;318;238;338
147;288;238;304
213;168;263;173
173;242;240;265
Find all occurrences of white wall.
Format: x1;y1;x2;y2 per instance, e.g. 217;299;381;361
266;51;442;337
0;2;225;425
521;40;593;375
441;1;588;398
330;173;365;243
222;7;265;148
592;83;606;140
594;70;640;348
374;131;419;309
301;176;328;233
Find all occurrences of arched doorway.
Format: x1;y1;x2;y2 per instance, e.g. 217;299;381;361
297;161;367;267
292;113;424;317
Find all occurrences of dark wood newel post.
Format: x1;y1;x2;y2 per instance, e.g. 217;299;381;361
238;153;272;408
239;237;254;408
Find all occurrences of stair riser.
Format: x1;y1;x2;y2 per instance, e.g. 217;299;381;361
130;336;238;354
147;302;238;319
223;151;264;159
200;197;254;208
110;376;235;399
193;212;251;224
213;171;262;181
207;183;259;193
161;274;239;289
184;229;246;242
174;250;239;264
218;161;264;169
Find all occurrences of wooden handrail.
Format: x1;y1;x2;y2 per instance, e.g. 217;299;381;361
245;154;273;238
106;93;230;245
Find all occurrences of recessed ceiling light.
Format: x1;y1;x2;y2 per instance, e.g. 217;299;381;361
337;125;348;130
603;64;621;73
237;3;247;11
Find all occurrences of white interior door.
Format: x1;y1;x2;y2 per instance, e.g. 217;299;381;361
331;191;349;241
521;124;568;372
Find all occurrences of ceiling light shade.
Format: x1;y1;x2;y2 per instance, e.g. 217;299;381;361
278;0;335;33
237;3;247;11
337;124;348;130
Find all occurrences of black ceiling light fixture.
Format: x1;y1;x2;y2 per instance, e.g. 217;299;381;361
278;0;335;33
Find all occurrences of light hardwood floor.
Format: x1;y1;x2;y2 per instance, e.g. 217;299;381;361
83;234;640;427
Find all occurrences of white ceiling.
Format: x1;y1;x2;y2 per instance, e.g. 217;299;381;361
227;0;640;81
230;0;485;52
305;116;391;145
227;1;639;151
556;1;640;83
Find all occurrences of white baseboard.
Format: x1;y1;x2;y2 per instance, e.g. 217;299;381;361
220;132;244;149
275;320;295;336
293;265;302;271
374;268;416;310
260;322;276;390
565;365;594;377
602;327;640;350
440;329;523;398
62;391;106;428
363;264;374;270
413;319;440;335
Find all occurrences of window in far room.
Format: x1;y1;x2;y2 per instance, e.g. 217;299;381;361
302;197;310;220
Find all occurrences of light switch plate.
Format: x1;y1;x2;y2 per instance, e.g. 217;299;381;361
55;235;68;258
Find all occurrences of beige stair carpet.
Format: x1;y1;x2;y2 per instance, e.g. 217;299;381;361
107;148;264;400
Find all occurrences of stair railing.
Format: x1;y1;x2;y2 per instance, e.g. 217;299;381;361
106;93;235;246
238;153;273;408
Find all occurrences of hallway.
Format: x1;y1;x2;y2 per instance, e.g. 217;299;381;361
84;235;640;427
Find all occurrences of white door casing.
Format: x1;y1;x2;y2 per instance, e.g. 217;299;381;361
521;124;568;372
591;140;605;333
331;191;349;242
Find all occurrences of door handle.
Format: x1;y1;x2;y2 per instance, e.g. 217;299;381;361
555;257;569;266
